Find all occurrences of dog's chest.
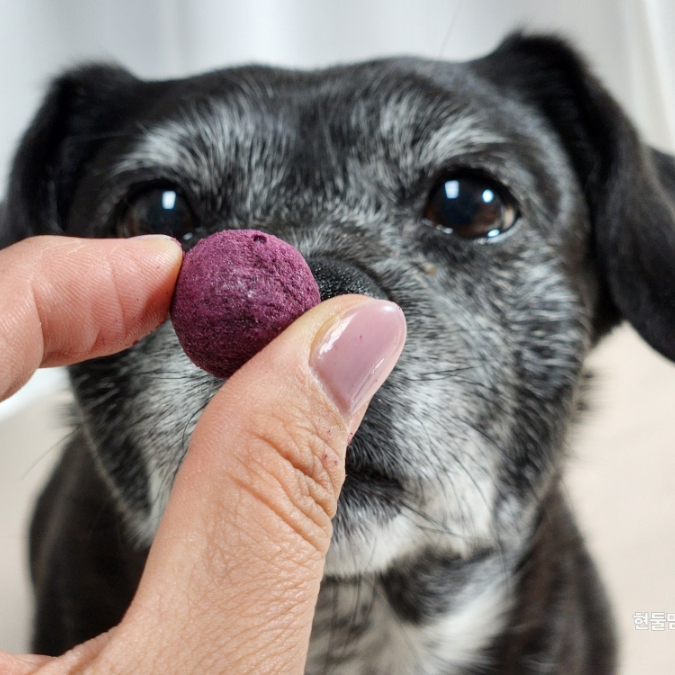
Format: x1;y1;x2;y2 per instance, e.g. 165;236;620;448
306;568;511;675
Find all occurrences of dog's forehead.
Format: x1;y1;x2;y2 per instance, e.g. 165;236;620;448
133;58;504;147
112;58;564;207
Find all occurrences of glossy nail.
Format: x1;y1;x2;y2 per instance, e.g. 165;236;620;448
310;300;406;418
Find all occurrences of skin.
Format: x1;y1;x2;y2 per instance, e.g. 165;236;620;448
0;235;404;675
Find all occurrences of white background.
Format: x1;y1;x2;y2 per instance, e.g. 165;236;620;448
1;1;674;672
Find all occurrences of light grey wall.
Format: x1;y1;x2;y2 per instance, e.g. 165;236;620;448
1;0;672;190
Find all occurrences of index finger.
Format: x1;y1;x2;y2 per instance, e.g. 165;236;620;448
0;651;50;674
0;235;182;402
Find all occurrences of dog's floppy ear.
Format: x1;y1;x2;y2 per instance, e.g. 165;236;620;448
0;64;139;248
473;34;675;363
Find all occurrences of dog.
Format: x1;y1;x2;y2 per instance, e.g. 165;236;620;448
2;33;675;674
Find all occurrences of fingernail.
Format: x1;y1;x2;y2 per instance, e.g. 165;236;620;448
134;234;183;249
310;300;406;418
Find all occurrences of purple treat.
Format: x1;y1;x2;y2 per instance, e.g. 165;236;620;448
170;230;321;378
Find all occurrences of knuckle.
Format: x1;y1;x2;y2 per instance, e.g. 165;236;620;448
232;404;345;552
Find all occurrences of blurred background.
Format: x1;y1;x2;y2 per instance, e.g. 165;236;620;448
1;1;674;672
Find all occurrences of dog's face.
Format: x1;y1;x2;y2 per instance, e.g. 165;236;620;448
4;36;675;642
58;50;594;576
87;65;595;577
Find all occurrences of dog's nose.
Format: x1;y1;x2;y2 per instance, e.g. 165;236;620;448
306;257;387;301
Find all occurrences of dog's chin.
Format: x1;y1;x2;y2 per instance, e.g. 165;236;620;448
323;509;420;577
323;467;429;576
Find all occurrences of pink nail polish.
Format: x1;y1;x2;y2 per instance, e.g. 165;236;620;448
310;300;406;418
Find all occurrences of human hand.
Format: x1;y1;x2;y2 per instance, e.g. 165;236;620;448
0;235;406;675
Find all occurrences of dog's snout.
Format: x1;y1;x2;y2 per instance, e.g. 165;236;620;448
306;257;387;301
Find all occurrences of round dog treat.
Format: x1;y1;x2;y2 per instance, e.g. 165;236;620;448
170;230;321;378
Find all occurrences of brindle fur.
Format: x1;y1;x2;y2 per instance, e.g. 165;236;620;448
3;34;675;674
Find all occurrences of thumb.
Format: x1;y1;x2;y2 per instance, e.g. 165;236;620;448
91;294;406;675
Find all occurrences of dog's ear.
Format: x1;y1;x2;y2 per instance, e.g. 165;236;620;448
473;34;675;363
0;64;139;248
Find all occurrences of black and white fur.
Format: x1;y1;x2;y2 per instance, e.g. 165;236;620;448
3;34;675;674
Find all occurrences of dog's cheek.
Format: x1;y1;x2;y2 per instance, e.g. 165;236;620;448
69;322;220;544
504;260;589;487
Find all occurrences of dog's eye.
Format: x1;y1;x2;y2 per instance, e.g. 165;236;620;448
117;187;196;243
424;176;517;239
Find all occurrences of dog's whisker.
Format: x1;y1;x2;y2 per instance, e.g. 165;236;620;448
395;365;478;382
